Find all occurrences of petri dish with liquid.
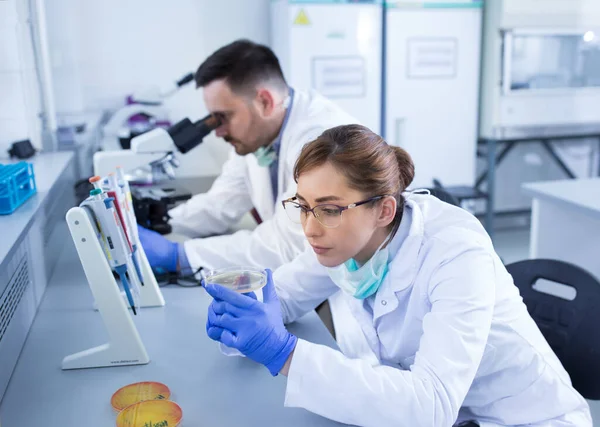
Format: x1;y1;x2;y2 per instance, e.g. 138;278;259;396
205;266;267;293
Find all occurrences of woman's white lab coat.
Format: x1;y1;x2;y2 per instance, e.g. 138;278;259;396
273;194;592;427
167;89;357;271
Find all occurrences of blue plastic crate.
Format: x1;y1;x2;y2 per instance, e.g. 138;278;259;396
0;162;37;215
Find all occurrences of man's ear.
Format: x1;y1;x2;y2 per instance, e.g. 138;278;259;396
255;88;275;118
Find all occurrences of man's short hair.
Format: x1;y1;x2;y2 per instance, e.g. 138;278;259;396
195;39;287;95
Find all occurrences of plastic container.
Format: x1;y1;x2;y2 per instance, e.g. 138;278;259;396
205;266;267;293
0;162;36;215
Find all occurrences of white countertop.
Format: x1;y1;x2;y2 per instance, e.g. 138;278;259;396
0;239;342;426
522;178;600;219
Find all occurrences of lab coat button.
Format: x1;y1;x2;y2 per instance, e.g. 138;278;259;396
381;300;387;306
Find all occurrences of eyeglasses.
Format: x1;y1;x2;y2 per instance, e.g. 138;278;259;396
281;195;389;229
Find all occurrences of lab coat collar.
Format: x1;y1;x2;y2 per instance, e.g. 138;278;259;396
387;195;425;292
274;87;296;198
341;197;425;360
270;87;295;157
371;196;425;320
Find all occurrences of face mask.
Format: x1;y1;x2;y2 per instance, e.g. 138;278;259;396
326;237;391;299
254;146;277;167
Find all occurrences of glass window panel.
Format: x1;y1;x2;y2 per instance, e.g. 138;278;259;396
508;31;600;91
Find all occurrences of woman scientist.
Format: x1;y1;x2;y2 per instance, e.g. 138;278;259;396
204;125;591;427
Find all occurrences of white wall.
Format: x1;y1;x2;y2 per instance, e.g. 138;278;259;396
45;0;271;176
0;0;43;158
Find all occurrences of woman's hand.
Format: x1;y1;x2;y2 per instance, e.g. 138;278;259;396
205;269;297;376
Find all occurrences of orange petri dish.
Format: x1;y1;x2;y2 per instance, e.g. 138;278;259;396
111;381;171;411
116;400;182;427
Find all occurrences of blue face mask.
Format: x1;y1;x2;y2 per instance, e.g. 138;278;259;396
254;146;277;167
326;239;390;299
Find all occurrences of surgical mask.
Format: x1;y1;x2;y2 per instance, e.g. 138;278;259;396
254;145;277;167
326;237;391;299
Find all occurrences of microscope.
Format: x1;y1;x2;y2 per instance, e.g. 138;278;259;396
93;114;221;234
101;72;196;151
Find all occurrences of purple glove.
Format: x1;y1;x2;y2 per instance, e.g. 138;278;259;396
205;269;297;376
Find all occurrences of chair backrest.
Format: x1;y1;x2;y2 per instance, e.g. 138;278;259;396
425;188;460;207
505;259;600;400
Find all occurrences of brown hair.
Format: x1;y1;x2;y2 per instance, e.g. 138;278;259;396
293;124;415;231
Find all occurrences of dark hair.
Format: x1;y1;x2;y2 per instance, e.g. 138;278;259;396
195;39;287;95
293;124;415;231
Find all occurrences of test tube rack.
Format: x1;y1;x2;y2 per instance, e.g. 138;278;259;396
62;207;150;370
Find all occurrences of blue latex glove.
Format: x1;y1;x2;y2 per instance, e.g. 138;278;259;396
137;225;179;272
205;269;297;376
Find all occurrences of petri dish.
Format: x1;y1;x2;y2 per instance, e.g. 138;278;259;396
116;400;182;427
205;266;267;293
111;381;171;411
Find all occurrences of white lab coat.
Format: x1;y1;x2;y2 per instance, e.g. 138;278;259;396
273;194;592;427
168;88;358;272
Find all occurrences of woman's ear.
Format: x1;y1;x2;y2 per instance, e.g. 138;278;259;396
377;196;397;228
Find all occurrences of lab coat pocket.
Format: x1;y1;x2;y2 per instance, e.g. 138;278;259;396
402;355;416;370
462;342;499;407
476;342;497;376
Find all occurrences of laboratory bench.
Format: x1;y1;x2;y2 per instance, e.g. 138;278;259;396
523;178;600;282
478;123;600;237
0;155;343;426
0;152;76;405
0;238;342;426
0;151;75;268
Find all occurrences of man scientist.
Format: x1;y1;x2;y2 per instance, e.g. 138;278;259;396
139;39;357;286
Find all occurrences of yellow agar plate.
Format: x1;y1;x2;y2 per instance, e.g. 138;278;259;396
111;381;171;411
116;400;183;427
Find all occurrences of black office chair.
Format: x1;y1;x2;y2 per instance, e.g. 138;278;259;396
426;187;460;207
505;259;600;400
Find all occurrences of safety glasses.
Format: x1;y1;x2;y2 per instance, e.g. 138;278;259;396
282;195;389;228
